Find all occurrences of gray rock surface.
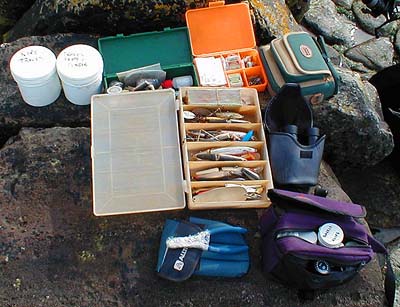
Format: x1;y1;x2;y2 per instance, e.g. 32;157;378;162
4;0;201;42
285;0;311;22
389;240;400;307
326;160;400;307
249;0;302;43
338;158;400;228
0;33;94;144
3;0;300;44
315;161;352;201
0;127;387;307
396;29;400;54
352;0;400;37
345;37;395;70
0;0;35;37
333;0;353;10
304;0;374;47
312;67;394;168
329;44;374;75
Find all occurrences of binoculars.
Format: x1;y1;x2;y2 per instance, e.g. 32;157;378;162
283;124;320;146
362;0;400;35
264;84;326;187
363;0;399;17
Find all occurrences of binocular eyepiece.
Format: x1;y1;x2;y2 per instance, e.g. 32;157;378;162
283;125;320;145
361;0;400;36
363;0;400;18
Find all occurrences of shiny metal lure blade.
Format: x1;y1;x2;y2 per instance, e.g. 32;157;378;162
210;146;257;155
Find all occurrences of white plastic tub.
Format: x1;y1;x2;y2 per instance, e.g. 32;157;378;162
57;44;104;105
10;46;61;107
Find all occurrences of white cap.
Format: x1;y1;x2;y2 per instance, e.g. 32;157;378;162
106;85;123;94
10;46;57;82
318;223;344;248
56;44;103;86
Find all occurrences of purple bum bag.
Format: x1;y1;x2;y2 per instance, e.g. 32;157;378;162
260;189;394;306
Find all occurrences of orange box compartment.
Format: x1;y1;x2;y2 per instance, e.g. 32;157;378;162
186;1;268;92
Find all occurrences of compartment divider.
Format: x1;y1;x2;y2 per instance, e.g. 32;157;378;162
191;179;269;188
189;160;267;169
189;160;267;181
186;141;264;151
189;200;268;210
184;122;261;130
182;105;257;112
179;87;273;210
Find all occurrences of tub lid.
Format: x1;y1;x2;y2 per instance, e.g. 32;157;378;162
10;46;57;82
56;44;104;83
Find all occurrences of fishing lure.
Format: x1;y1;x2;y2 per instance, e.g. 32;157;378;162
194;153;247;161
193;166;262;181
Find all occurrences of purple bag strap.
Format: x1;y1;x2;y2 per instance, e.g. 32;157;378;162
268;189;366;218
368;234;395;307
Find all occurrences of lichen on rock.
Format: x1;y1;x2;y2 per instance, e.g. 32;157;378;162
313;67;394;168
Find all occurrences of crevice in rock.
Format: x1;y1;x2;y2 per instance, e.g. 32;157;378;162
0;126;20;149
0;121;90;149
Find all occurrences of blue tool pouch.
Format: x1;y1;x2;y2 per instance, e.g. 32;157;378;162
156;217;250;281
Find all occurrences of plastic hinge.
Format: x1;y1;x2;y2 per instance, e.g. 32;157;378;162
183;180;189;193
175;98;180;111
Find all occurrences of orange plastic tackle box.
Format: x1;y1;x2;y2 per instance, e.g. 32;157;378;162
185;1;268;92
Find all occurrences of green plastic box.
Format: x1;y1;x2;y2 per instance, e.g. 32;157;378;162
98;27;198;88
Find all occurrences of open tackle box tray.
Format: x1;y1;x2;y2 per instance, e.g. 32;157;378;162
179;87;273;209
185;1;268;92
98;27;198;88
91;87;273;216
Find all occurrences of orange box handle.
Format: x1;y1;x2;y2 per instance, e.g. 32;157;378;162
209;1;225;7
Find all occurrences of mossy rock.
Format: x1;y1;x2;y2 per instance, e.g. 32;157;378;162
0;0;35;38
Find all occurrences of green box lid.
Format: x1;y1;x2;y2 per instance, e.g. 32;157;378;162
98;27;193;78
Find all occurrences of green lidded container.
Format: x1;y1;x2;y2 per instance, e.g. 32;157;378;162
98;27;198;88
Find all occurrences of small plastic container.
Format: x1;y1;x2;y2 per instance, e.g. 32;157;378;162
172;75;193;89
10;46;61;107
57;44;103;105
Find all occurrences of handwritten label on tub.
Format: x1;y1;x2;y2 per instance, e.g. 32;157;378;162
18;49;44;63
63;52;88;68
